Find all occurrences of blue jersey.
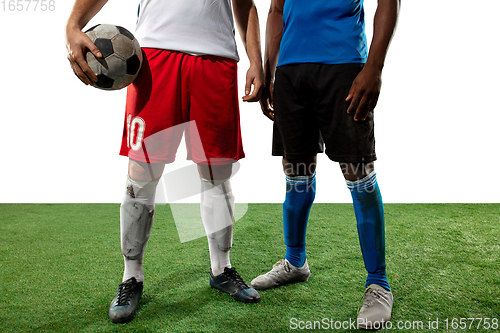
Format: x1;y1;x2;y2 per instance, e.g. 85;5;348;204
278;0;368;66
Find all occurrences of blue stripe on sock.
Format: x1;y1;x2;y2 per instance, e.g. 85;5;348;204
285;173;316;186
346;170;377;191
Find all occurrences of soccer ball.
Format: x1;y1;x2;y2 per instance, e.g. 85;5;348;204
85;24;143;90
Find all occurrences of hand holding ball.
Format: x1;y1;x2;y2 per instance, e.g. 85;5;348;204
85;24;143;90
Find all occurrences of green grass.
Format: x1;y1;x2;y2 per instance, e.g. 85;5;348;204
0;204;499;332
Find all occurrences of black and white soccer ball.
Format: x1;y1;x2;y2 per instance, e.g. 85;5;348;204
85;24;143;90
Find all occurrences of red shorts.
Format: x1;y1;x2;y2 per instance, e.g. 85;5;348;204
119;48;244;165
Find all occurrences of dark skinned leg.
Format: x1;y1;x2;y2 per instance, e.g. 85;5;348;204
282;156;317;177
339;161;374;182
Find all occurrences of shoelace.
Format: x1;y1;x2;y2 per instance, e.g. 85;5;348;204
282;260;291;273
224;268;250;289
116;280;136;306
357;286;381;313
273;259;291;273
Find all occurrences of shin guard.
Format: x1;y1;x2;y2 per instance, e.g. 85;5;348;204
120;176;158;282
201;178;234;276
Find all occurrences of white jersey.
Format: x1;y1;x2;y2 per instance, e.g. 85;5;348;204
134;0;239;61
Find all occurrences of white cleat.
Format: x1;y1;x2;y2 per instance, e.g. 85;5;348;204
250;259;311;290
357;284;393;330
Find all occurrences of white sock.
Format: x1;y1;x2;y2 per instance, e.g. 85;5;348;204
121;176;158;283
200;177;234;276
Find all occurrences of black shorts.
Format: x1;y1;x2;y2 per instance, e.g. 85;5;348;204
272;63;377;163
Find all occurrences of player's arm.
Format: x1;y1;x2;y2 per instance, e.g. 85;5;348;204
346;0;401;121
66;0;108;85
260;0;284;121
232;0;264;102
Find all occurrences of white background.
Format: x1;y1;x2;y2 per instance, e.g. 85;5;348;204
0;0;499;203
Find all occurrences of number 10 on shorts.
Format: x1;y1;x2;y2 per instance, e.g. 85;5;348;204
127;115;145;151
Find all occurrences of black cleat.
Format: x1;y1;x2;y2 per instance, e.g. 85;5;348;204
210;267;261;303
108;277;143;323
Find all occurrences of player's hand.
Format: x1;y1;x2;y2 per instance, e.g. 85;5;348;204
259;80;274;121
66;26;102;86
242;64;264;102
346;65;382;121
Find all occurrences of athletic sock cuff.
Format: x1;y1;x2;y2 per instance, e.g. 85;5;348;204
346;171;377;191
124;176;159;207
286;172;316;186
127;176;159;189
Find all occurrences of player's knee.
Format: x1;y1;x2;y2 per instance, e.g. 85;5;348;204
340;162;374;181
128;158;165;182
282;156;316;177
197;163;233;181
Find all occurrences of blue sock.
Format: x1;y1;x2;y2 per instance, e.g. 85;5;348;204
347;172;390;291
283;173;316;267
